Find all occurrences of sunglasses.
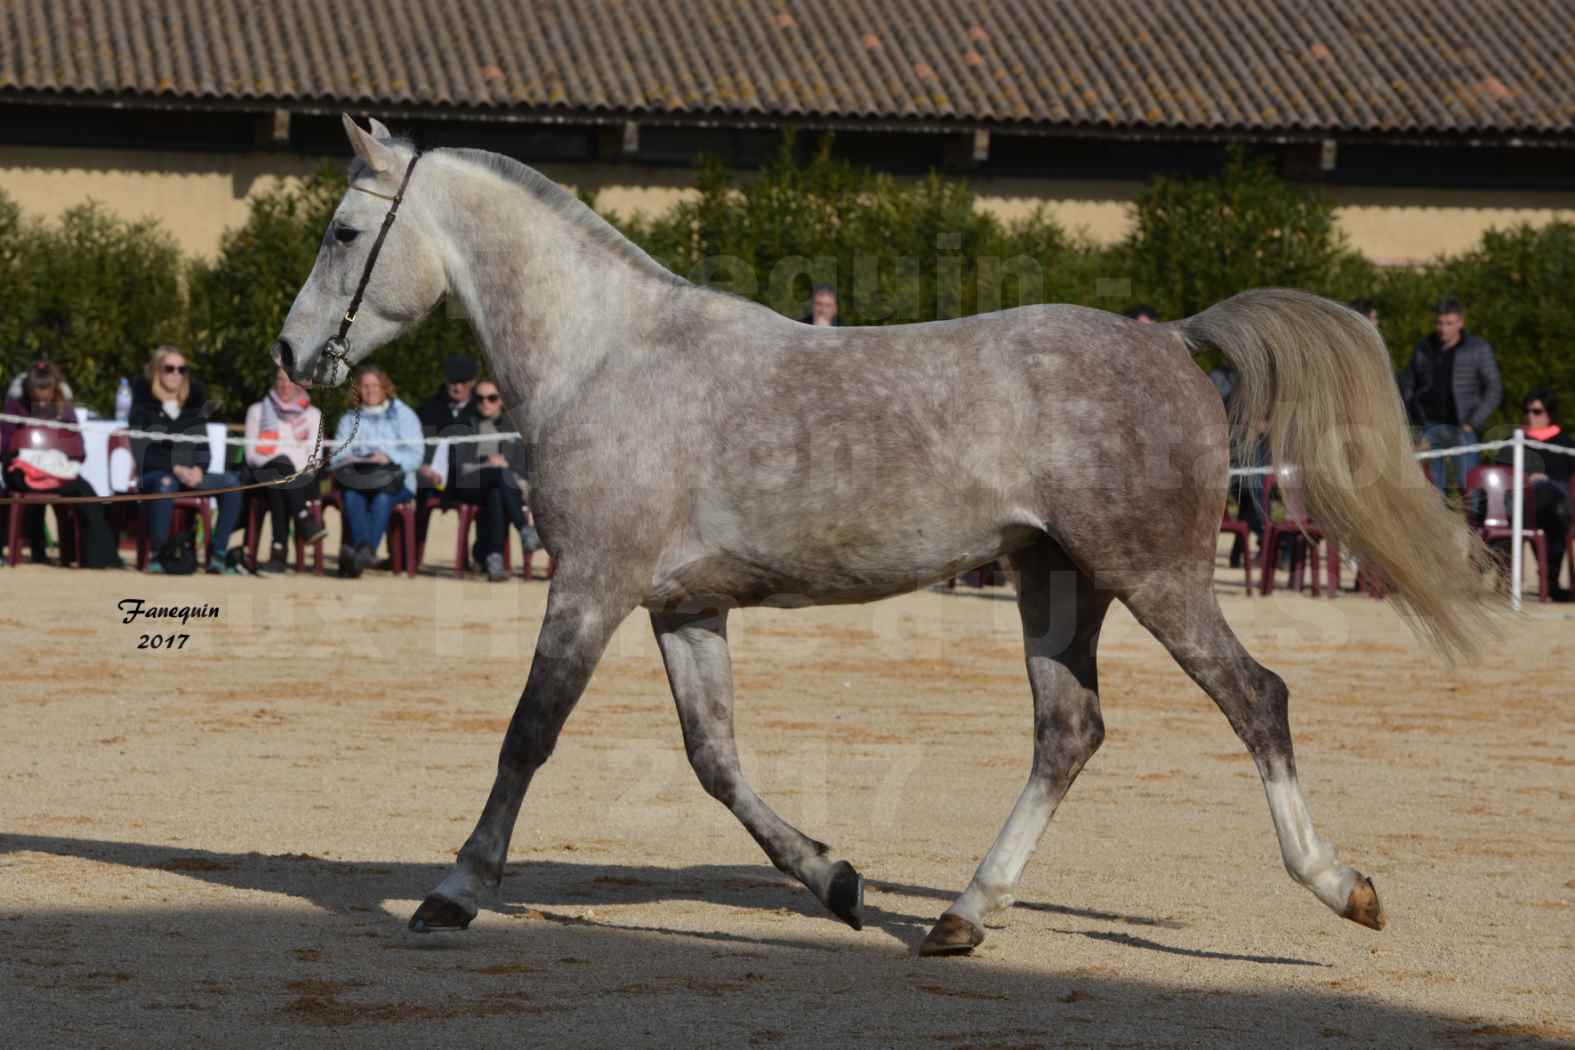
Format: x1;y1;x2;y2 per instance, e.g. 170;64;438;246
478;393;502;403
1526;406;1548;415
162;363;189;374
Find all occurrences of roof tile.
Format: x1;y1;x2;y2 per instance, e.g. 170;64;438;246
0;0;1570;135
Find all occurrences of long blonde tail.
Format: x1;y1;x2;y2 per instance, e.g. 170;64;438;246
1183;288;1493;658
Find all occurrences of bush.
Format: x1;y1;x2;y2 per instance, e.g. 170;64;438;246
611;135;1108;324
4;147;1572;433
1119;148;1377;322
0;189;39;383
1378;221;1575;425
0;193;186;411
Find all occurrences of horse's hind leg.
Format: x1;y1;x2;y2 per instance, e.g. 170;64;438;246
1121;580;1385;930
652;608;864;929
921;539;1112;956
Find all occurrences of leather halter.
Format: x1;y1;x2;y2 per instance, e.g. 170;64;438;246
316;149;423;385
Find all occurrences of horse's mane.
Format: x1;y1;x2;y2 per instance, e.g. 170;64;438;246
436;147;689;288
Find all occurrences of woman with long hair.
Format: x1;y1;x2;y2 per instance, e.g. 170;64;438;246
328;366;422;578
129;345;245;573
447;377;542;581
1;361;123;567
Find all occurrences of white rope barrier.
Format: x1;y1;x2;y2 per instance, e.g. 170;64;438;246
0;411;520;447
1511;429;1525;612
1229;432;1575;609
7;411;1572;602
1226;437;1575;476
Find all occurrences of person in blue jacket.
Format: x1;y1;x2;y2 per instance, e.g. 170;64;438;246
329;365;423;578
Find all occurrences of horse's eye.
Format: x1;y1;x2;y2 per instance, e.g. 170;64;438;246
334;225;360;245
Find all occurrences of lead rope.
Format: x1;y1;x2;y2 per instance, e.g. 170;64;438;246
0;386;359;508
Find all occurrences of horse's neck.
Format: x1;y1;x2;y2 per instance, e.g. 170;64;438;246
433;159;672;436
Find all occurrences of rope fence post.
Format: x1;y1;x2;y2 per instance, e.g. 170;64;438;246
1510;427;1524;613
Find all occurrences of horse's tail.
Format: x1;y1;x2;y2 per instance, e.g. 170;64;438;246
1182;288;1493;658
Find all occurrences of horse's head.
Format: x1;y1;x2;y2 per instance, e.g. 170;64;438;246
272;116;447;387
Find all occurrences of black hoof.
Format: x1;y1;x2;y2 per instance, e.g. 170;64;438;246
826;861;864;931
408;894;476;933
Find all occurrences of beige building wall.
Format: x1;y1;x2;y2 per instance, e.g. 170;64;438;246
965;176;1575;263
2;145;1571;265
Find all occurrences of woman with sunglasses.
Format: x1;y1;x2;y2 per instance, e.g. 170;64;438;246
447;379;541;581
129;346;245;574
1515;390;1575;601
0;361;123;568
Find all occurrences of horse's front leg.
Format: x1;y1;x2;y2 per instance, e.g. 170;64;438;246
409;576;630;931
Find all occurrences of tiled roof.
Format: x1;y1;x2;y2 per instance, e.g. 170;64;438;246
2;0;1572;136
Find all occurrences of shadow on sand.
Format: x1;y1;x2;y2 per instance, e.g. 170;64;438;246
2;834;1566;1048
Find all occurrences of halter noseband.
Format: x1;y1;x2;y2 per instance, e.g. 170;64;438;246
317;148;423;385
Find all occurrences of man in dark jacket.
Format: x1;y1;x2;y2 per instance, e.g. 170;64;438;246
1398;297;1502;492
415;354;481;490
412;353;482;563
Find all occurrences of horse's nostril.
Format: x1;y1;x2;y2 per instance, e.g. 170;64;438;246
274;339;296;376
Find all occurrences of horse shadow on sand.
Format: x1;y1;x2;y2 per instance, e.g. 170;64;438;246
10;832;1303;965
6;833;1567;1049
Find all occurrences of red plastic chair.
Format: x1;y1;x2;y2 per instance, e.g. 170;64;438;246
417;496;491;579
1220;490;1257;596
1465;465;1550;602
322;485;418;577
4;424;86;567
415;494;556;580
123;445;212;571
243;494;326;575
1259;468;1340;598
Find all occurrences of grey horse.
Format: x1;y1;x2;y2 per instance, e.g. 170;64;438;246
274;117;1487;956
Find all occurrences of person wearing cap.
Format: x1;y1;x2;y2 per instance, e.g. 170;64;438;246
415;354;481;489
413;354;483;560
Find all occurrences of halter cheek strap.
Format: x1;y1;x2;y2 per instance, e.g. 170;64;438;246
318;149;423;383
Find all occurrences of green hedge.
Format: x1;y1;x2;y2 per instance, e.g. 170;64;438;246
1376;221;1575;411
1;200;186;411
2;141;1571;431
613;135;1113;323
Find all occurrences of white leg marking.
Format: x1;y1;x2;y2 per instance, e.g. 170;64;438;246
433;867;481;913
947;779;1055;926
1263;770;1359;914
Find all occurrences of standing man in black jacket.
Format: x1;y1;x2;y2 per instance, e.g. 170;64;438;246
1398;297;1503;493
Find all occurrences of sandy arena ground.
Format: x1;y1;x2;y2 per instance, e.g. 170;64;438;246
2;528;1572;1049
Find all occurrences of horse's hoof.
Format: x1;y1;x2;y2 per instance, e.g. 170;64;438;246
919;913;985;957
826;861;864;931
1342;875;1385;930
408;894;476;933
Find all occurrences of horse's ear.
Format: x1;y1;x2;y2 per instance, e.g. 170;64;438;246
367;117;393;141
341;113;394;173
